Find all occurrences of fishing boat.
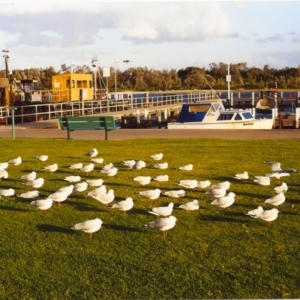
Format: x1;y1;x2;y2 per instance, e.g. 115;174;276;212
167;100;274;130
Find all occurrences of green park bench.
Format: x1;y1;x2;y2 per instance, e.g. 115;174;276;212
58;116;119;140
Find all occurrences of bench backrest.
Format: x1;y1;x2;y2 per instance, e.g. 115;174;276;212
59;116;116;130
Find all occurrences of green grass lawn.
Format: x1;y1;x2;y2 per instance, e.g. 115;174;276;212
0;137;299;299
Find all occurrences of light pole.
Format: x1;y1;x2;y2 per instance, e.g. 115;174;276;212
91;56;98;100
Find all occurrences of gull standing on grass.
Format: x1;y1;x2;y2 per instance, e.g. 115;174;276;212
87;185;107;198
177;179;198;189
138;189;161;201
245;206;279;226
85;148;98;158
253;176;270;186
197;180;211;188
8;156;22;166
150;153;163;160
233;171;249;180
205;187;227;198
20;171;36;181
121;159;136;169
274;182;288;194
48;191;69;206
29;198;53;214
74;182;89;193
80;163;95;174
265;192;286;209
211;192;236;210
69;163;83;170
148;202;174;217
91;189;115;208
152;162;168;170
43;163;58;172
0;170;8;180
17;190;40;199
25;177;45;189
153;175;169;182
91;158;104;164
145;216;177;238
131;160;146;170
101;166;118;177
0;188;15;196
58;184;74;196
35;155;48;162
111;197;134;215
177;164;193;171
133;176;152;186
64;175;81;183
72;218;103;238
179;200;199;211
162;189;185;198
86;178;104;187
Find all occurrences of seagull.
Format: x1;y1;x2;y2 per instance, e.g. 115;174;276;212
0;162;8;170
72;218;103;238
177;179;198;189
111;197;134;215
0;169;8;180
210;181;230;190
253;176;270;186
74;182;88;193
29;198;53;214
69;163;83;170
0;188;15;196
43;163;58;172
121;159;136;169
17;190;40;199
80;163;95;174
145;216;177;238
25;177;44;189
197;180;211;188
148;202;174;216
162;189;185;198
244;206;264;218
92;189;115;207
85;148;98;158
150;153;163;160
153;175;169;182
133;176;152;186
91;158;104;164
64;175;81;183
131;160;146;170
178;164;193;171
48;191;69;206
20;171;36;181
8;156;22;166
245;206;279;226
35;155;48;162
205;187;227;198
179;200;199;211
138;189;161;200
153;162;168;170
263;161;297;173
274;182;288;194
87;185;107;198
266;171;291;184
233;171;249;180
265;192;285;209
86;179;104;187
58;184;74;196
211;192;236;209
101;167;118;177
102;163;114;170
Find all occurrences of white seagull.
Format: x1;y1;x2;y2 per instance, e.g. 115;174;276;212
131;160;146;170
74;182;89;193
111;197;134;215
0;188;15;196
133;176;152;186
162;189;185;198
101;167;118;177
8;156;22;166
274;182;288;194
153;162;168;170
265;192;285;208
92;189;115;207
148;202;174;216
233;171;249;180
253;176;270;186
43;163;58;172
145;216;177;238
138;189;161;200
177;179;198;189
80;163;95;174
245;206;279;226
150;153;163;160
0;169;8;180
87;185;107;198
72;218;103;238
17;190;40;199
197;180;211;188
29;198;53;214
35;155;48;162
58;185;74;196
178;164;193;171
179;200;199;211
64;175;81;183
263;161;297;173
86;179;104;187
121;159;136;169
85;148;98;158
0;162;8;170
69;163;83;170
25;177;44;189
211;181;230;190
205;187;227;198
211;192;236;209
20;171;36;181
153;175;169;182
244;206;264;218
48;191;69;206
91;158;104;164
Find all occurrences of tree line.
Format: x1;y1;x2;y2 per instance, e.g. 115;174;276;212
1;62;300;91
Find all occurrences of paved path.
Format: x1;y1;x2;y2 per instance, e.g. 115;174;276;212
0;120;299;140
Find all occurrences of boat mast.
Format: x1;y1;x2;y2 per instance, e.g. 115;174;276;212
226;63;231;103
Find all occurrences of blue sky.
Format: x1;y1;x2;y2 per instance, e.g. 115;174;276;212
1;0;299;73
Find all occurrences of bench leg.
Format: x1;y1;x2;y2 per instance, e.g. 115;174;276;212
67;130;71;140
105;129;108;141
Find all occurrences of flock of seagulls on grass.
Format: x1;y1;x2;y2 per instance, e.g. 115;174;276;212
0;148;298;238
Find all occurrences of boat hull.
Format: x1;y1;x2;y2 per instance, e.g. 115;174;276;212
168;119;274;130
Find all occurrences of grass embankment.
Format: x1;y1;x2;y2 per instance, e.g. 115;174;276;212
0;138;299;299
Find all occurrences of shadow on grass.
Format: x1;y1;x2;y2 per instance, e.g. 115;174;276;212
0;204;28;212
200;212;245;223
104;223;145;233
36;223;75;235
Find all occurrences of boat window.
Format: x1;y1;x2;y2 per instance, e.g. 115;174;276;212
212;103;222;111
234;114;242;120
217;113;233;121
188;105;210;113
242;112;253;119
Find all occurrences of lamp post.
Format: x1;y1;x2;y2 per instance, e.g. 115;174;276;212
91;56;98;100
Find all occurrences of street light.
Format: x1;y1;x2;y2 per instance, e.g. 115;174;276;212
114;59;129;98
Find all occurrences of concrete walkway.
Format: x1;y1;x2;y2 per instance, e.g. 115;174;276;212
0;119;299;140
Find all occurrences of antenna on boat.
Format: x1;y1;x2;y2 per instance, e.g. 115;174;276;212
226;63;231;103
